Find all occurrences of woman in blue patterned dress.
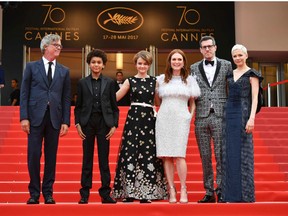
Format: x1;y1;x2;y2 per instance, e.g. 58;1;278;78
221;44;263;202
113;50;168;203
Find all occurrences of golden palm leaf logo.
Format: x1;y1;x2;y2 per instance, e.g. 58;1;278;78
104;13;138;25
97;7;144;33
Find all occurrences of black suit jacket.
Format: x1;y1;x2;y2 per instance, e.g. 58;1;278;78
0;65;4;85
114;80;130;106
74;74;119;128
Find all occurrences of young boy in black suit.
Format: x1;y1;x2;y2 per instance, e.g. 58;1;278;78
74;49;119;204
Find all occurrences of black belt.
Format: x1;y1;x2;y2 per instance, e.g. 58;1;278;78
210;108;215;113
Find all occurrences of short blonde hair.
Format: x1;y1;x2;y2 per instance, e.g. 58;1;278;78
231;44;248;55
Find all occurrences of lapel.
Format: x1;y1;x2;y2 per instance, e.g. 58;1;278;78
38;60;50;87
84;74;107;96
39;59;61;88
50;62;61;88
198;61;210;87
211;59;221;87
101;75;107;96
85;75;93;95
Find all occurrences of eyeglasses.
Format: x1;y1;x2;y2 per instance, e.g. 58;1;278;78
201;45;215;50
51;44;63;49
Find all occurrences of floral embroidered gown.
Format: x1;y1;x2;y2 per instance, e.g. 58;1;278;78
113;76;168;201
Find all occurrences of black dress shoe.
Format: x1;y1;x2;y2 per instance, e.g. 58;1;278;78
44;196;56;204
140;199;152;203
78;197;89;204
198;195;216;203
27;197;39;204
101;196;117;204
217;193;224;203
122;198;134;203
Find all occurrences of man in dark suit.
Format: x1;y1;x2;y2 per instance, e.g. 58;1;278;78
0;64;4;105
190;36;232;203
74;49;119;204
20;34;71;204
0;64;4;89
114;71;130;106
9;78;20;106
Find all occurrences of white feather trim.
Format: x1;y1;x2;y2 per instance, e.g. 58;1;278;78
157;74;201;98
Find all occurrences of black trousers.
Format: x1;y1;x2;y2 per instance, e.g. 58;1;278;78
27;109;60;199
80;112;111;199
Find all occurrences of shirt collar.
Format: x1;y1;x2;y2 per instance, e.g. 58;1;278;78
42;57;56;66
91;73;102;80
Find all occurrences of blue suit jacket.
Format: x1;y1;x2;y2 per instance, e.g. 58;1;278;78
20;59;71;129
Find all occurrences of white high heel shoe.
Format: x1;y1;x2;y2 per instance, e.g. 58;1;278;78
169;186;177;203
180;186;188;203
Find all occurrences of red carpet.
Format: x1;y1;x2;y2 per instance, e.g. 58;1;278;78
0;106;287;216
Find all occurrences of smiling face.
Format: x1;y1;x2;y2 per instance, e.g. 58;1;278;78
170;52;184;73
135;57;150;75
89;56;104;76
232;49;248;67
44;40;62;60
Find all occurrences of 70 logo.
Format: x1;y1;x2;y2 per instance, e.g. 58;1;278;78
177;6;200;26
42;4;65;24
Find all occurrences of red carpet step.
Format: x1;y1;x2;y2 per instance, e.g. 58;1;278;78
1;203;287;216
0;106;288;216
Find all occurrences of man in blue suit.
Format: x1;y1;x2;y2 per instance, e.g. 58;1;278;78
20;34;71;204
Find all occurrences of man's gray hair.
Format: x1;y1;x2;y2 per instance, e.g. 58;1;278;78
40;34;61;53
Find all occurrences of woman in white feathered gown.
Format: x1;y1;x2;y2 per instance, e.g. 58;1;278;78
155;49;201;203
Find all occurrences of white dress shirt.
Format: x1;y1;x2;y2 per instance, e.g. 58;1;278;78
203;58;217;87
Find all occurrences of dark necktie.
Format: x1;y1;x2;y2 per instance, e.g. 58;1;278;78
205;60;214;66
47;62;53;86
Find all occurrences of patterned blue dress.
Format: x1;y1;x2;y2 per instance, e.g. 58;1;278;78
113;76;168;201
221;69;263;202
